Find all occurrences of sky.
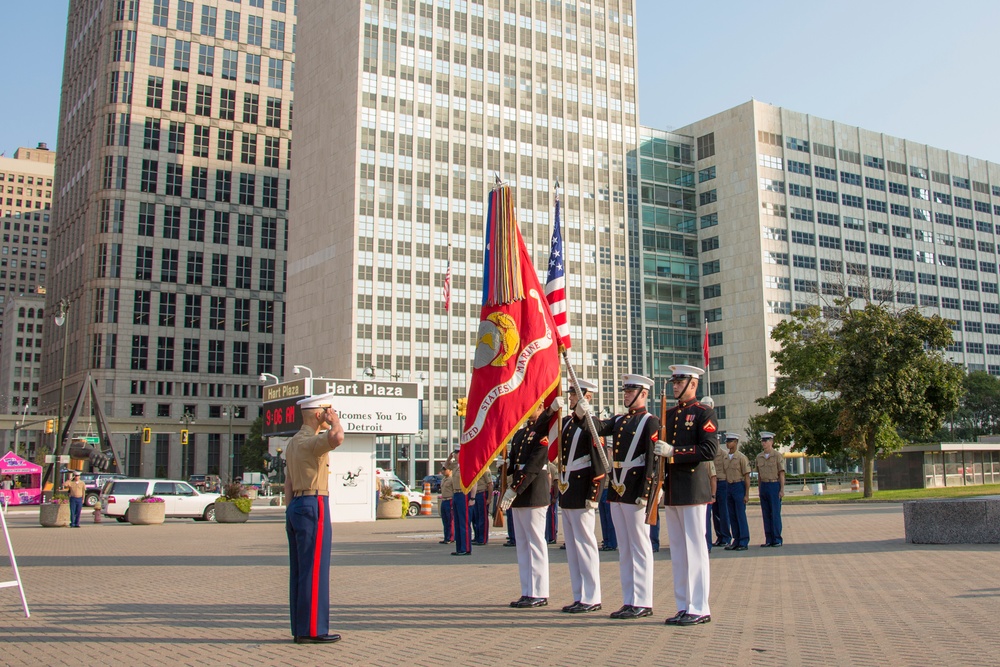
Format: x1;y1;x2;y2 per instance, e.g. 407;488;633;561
2;0;1000;162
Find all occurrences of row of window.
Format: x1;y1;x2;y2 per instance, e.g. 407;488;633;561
0;174;52;187
132;248;280;290
146;0;290;32
148;10;291;51
114;336;276;375
762;250;998;276
762;148;1000;199
129;292;277;334
147;37;289;88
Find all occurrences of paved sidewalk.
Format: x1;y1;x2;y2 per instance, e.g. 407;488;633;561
0;502;998;667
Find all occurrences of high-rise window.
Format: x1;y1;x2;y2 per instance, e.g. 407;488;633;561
200;5;216;36
173;39;191;72
223;10;240;40
247;15;263;45
176;0;193;31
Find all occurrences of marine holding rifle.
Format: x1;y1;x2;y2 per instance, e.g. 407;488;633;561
654;365;719;627
589;373;660;619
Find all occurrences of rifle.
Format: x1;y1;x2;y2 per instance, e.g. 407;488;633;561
493;445;507;528
645;379;668;526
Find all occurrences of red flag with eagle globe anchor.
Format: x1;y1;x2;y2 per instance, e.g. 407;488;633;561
457;184;562;492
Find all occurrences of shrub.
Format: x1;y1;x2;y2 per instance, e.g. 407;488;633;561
222;481;249;500
217;496;253;513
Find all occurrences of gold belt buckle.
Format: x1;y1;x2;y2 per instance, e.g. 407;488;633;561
612;462;623;469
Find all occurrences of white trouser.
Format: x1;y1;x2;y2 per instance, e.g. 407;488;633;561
664;504;711;616
512;506;549;598
562;507;601;605
609;501;653;608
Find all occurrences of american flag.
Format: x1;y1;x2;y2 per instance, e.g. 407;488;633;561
442;262;451;312
545;191;571;352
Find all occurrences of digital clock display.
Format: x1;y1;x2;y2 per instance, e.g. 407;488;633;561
262;397;302;437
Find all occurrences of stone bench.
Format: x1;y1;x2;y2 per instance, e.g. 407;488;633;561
903;496;1000;544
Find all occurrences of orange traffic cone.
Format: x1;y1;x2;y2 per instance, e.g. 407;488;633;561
851;479;860;492
420;482;433;515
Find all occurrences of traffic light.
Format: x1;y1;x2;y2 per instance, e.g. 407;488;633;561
180;429;189;445
44;419;54;434
142;427;151;444
457;397;468;417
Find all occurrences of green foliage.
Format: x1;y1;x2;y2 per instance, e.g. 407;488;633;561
217;496;252;513
756;302;963;497
221;481;248;500
951;371;1000;440
742;417;765;467
239;416;269;472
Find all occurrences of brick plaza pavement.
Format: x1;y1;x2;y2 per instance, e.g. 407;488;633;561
0;501;998;667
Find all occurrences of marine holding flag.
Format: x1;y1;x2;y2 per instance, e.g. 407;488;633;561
459;182;562;604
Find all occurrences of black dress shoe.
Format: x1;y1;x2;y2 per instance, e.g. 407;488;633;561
734;545;748;551
503;541;516;547
616;606;652;619
713;539;728;546
723;545;736;551
559;544;567;550
760;543;772;547
665;610;687;625
599;546;617;552
439;539;451;544
651;547;659;553
771;542;783;547
510;596;530;608
609;605;633;619
566;602;602;614
294;634;342;644
677;613;711;626
512;597;547;608
450;551;471;556
472;541;485;545
561;601;581;612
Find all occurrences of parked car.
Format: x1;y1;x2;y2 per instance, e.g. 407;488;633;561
421;474;443;493
102;479;220;522
78;473;128;507
187;474;221;493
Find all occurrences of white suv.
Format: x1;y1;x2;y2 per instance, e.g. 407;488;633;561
102;479;221;522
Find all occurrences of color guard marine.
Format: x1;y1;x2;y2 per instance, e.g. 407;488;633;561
653;365;719;627
557;379;607;614
587;374;659;620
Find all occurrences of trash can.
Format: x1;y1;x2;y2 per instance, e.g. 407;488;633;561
813;483;824;496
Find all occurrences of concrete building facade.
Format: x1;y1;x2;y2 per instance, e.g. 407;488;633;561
676;100;1000;433
42;0;296;480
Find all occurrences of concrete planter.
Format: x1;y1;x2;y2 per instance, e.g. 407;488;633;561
39;503;70;527
128;501;165;525
376;498;403;519
214;501;250;523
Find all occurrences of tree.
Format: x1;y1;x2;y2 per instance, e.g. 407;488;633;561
742;417;765;468
954;371;1000;440
757;303;963;497
239;416;268;472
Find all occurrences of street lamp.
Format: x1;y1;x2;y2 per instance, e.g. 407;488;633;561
179;411;195;478
52;298;70;490
259;372;280;385
292;365;314;378
222;405;238;482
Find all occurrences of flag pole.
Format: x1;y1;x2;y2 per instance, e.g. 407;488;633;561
447;261;453;455
704;317;710;393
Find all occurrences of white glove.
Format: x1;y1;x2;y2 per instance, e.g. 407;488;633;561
636;497;646;508
549;396;565;413
574;398;592;419
653;442;675;458
506;475;514;486
498;488;517;512
585;499;599;510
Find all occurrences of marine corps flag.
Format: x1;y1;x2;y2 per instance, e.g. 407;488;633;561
458;183;561;492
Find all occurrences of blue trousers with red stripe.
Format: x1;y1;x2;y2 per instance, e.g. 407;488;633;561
440;498;454;541
473;491;490;544
452;490;471;553
286;495;331;638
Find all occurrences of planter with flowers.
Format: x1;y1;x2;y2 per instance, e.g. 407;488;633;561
128;495;166;525
39;492;70;527
375;482;404;519
214;481;251;523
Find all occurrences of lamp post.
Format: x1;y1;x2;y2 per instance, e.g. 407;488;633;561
52;299;70;490
259;372;280;385
223;405;237;482
179;410;195;478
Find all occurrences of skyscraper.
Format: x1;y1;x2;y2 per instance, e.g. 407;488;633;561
288;0;641;475
42;0;296;480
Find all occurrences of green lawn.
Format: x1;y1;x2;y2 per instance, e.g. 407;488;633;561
782;483;1000;503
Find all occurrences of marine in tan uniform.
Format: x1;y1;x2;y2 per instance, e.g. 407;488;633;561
285;391;345;644
720;433;751;551
755;432;785;547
